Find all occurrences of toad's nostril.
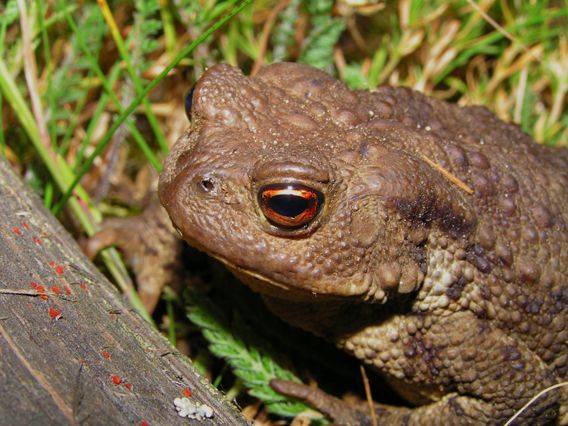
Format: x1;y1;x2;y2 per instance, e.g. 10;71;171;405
199;177;215;193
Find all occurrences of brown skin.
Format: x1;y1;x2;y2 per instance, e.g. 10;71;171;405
159;63;567;425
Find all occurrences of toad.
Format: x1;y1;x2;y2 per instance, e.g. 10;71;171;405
158;63;567;425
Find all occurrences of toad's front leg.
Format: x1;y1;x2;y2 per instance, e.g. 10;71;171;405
84;196;185;312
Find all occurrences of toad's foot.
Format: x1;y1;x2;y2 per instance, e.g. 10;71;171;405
270;379;411;426
84;197;184;312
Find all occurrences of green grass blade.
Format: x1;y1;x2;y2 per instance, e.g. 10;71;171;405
56;0;161;172
98;0;168;154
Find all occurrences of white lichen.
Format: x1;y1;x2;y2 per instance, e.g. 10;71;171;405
174;397;214;421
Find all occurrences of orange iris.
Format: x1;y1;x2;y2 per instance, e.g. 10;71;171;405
258;184;324;228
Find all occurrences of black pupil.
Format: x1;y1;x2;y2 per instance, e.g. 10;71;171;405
184;86;195;121
269;194;310;218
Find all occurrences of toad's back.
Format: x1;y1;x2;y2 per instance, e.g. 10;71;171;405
361;88;568;377
365;85;568;377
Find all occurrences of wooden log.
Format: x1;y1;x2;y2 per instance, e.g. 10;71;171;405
0;158;247;426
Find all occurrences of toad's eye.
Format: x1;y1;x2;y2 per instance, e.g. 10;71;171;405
184;86;195;121
258;184;324;229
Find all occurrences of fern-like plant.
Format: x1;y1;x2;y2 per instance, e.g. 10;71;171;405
186;292;327;423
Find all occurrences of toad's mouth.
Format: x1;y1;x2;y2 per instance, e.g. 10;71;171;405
177;231;301;294
203;248;339;301
211;251;292;290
